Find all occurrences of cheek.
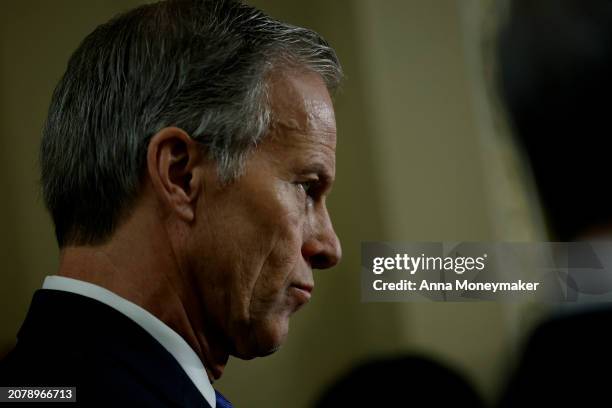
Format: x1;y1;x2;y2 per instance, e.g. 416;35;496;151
203;207;302;323
265;236;301;284
254;188;306;281
187;199;267;316
248;212;305;306
204;182;307;322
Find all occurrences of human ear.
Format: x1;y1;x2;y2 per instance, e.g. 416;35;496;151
146;127;203;222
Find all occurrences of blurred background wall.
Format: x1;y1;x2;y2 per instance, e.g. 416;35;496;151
0;0;545;406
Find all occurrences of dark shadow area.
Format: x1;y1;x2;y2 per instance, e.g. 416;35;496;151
497;0;612;406
316;354;485;407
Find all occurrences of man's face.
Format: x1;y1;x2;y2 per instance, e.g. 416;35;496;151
189;69;341;359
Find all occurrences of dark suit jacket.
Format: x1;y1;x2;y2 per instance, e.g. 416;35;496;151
0;289;211;407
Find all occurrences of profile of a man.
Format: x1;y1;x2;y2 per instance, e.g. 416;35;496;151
0;1;342;406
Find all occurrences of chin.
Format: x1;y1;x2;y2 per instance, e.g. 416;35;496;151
233;316;290;359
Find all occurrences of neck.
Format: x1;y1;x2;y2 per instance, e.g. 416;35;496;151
56;208;228;380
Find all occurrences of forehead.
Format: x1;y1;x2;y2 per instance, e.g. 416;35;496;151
267;69;336;147
258;69;337;178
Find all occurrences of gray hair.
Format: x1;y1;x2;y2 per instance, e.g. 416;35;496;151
40;0;342;247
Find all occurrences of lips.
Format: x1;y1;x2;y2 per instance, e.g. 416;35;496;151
293;282;314;294
290;282;314;305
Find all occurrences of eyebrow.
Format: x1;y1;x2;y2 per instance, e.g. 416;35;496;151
299;162;333;180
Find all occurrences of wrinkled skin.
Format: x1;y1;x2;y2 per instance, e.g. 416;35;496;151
185;69;342;363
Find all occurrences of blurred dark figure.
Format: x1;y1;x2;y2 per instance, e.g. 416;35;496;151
316;355;485;407
499;0;612;241
498;0;612;406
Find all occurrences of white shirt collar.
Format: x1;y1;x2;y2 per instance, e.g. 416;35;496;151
42;275;216;408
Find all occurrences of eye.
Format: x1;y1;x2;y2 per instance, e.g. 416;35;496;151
295;180;317;196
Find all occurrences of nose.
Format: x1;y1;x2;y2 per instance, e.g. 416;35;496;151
301;207;342;269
